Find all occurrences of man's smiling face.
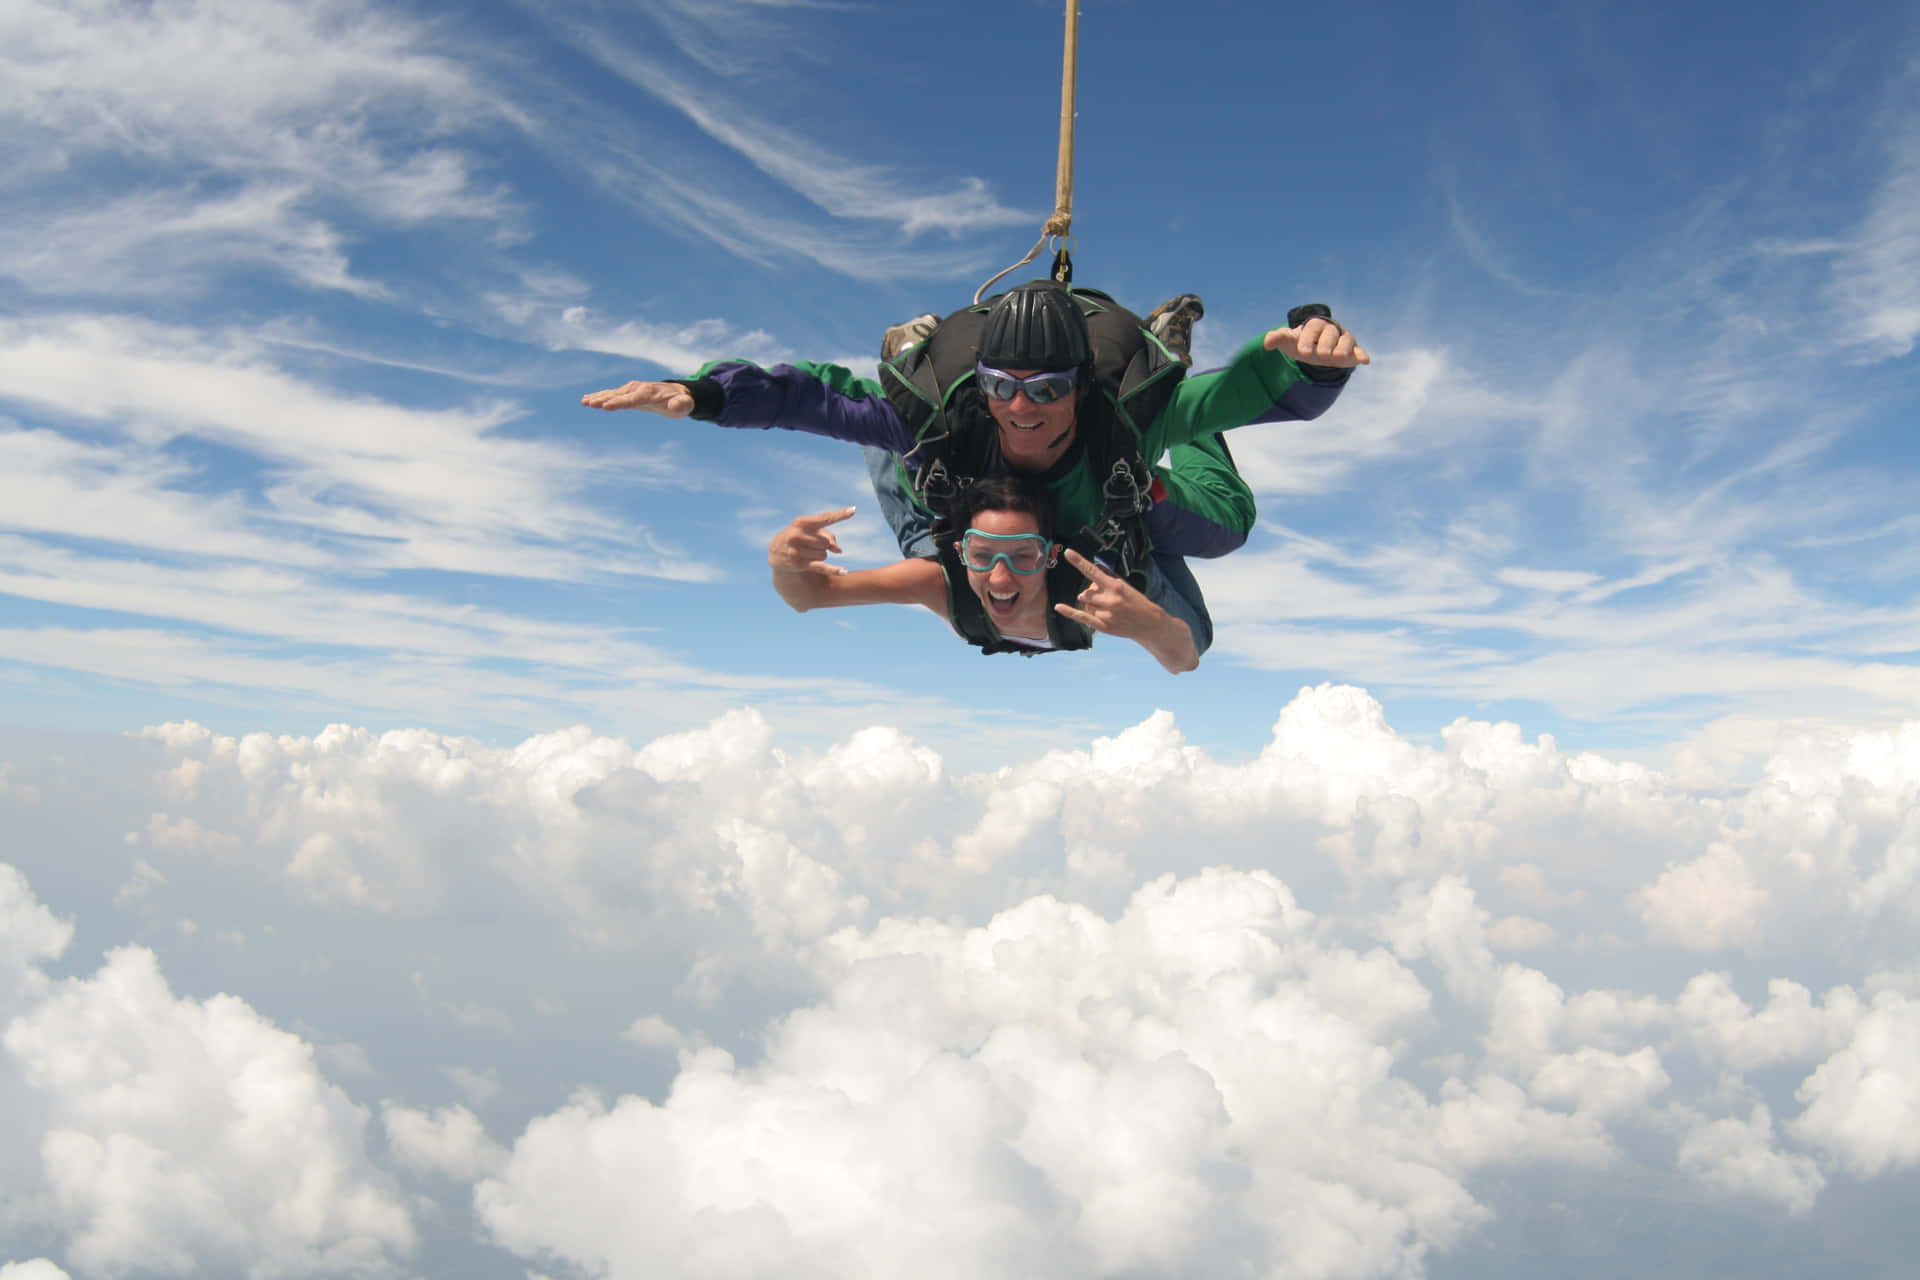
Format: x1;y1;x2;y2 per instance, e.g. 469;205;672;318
984;371;1082;472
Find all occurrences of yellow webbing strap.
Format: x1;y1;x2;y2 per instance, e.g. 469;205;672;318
975;0;1080;302
1044;0;1077;240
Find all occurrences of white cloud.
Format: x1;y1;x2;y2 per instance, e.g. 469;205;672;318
570;145;1001;281
1791;992;1920;1176
1201;519;1920;743
444;1067;502;1108
0;1262;71;1280
1635;843;1768;949
381;1103;507;1182
12;685;1920;1273
1427;1075;1613;1170
549;306;789;372
603;64;1024;240
541;11;1028;242
1825;70;1920;361
1447;193;1565;298
0;0;514;299
1675;1105;1824;1214
475;872;1493;1280
110;860;167;909
1228;346;1527;497
318;1041;376;1079
0;863;71;1015
1;873;416;1277
0;316;707;583
1529;1046;1669;1119
1487;914;1557;951
106;684;1920;975
5;183;384;300
0;1;482;149
621;1014;698;1052
1673;973;1859;1073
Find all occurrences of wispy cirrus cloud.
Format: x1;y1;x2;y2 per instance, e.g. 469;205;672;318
0;618;1056;762
1;184;386;300
1200;81;1920;733
546;11;1028;240
0;314;703;581
500;7;1029;282
551;123;1008;282
1202;523;1920;728
1825;68;1920;362
1446;193;1567;299
0;0;490;146
0;0;517;302
621;0;858;78
537;306;792;372
1228;346;1530;496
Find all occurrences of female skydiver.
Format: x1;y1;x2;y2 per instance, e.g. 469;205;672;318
768;475;1201;674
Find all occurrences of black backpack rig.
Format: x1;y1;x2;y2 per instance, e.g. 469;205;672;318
877;286;1186;596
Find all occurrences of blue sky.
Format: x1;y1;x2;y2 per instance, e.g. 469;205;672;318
3;0;1915;766
5;2;1920;1278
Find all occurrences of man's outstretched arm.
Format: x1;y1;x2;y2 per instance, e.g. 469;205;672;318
585;361;915;453
1152;307;1372;451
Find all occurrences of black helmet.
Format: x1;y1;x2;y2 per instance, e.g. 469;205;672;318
975;280;1090;371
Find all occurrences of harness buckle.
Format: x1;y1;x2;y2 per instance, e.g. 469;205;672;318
1089;459;1155;585
1101;459;1153;515
920;458;961;506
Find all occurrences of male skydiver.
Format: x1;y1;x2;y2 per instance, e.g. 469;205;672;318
581;280;1367;558
583;281;1368;655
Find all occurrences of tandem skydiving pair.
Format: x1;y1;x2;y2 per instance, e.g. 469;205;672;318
581;281;1370;673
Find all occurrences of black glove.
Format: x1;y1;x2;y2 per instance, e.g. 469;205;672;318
1285;304;1351;383
665;378;725;420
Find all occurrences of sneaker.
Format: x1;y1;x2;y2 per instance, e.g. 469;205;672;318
881;313;940;362
1143;293;1205;365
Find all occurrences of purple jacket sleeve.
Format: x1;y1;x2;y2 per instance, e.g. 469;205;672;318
689;360;917;454
1242;370;1349;426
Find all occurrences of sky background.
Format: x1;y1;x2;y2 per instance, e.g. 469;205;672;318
4;0;1920;1276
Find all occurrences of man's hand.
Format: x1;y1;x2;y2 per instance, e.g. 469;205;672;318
581;380;695;416
1262;317;1371;367
1052;548;1199;673
769;507;856;577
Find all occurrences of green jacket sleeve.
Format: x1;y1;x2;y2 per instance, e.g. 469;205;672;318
1142;337;1341;455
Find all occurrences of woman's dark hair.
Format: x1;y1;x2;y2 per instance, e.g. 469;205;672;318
941;473;1053;544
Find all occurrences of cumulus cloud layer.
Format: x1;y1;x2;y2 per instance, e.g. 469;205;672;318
0;878;414;1277
5;686;1920;1276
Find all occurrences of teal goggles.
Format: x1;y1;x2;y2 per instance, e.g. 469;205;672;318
958;530;1053;575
